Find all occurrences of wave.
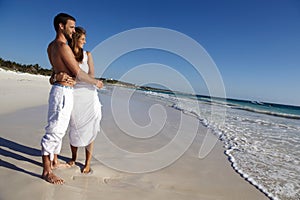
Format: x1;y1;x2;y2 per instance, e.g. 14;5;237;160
142;89;300;120
230;105;300;120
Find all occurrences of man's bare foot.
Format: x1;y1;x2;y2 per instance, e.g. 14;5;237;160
82;165;91;174
51;161;72;169
42;172;64;184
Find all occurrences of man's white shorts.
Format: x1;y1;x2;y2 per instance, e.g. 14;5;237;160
41;84;73;161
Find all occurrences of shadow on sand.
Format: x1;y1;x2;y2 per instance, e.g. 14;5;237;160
0;137;69;179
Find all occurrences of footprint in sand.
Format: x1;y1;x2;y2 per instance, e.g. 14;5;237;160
70;175;121;186
103;177;119;184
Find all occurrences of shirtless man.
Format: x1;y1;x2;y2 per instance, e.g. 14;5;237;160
41;13;103;184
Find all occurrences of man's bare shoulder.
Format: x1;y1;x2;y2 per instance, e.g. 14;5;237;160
47;41;54;52
49;41;73;59
48;40;68;49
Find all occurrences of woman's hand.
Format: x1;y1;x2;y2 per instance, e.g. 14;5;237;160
95;80;103;89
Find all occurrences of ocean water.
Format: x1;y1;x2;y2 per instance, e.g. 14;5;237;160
137;89;300;200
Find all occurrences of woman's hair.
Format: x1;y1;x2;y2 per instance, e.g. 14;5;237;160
69;27;86;62
53;13;76;32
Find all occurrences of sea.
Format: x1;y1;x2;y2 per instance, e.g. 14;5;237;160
123;87;300;200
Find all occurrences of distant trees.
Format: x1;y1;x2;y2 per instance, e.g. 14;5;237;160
0;57;52;76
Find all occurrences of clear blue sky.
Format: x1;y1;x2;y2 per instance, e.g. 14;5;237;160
0;0;299;106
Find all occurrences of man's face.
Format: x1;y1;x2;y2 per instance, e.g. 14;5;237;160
62;20;75;40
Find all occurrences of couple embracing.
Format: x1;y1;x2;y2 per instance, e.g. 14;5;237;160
41;13;102;184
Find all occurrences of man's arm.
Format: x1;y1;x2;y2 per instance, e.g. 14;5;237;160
49;71;55;85
60;44;102;88
50;72;76;86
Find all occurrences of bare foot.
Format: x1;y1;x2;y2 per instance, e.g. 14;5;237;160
51;161;72;169
67;160;76;167
82;165;91;174
42;172;64;184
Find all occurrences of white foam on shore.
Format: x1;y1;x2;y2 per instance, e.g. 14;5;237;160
224;148;278;200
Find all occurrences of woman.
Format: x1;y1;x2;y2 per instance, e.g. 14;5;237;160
53;27;102;173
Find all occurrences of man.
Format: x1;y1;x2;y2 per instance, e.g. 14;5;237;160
41;13;103;184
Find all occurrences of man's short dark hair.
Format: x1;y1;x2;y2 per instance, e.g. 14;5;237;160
53;13;76;32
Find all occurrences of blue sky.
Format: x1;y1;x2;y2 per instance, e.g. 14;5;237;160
0;0;299;106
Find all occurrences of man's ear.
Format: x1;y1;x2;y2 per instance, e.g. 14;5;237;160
59;23;64;30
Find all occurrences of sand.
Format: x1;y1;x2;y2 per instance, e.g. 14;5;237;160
0;69;268;200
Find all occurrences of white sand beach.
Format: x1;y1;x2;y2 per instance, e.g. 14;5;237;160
0;69;268;200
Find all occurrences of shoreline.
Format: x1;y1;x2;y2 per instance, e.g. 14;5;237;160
0;70;268;199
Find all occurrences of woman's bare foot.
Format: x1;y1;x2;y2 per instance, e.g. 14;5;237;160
42;172;64;184
67;160;76;167
82;165;91;174
51;161;72;169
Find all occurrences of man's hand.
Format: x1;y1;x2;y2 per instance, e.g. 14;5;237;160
55;72;76;86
